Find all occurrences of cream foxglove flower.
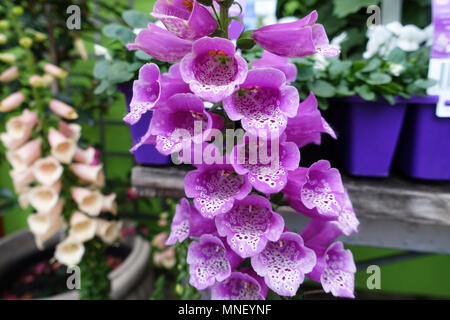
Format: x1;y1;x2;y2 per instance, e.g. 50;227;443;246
72;187;104;216
48;128;76;164
69;214;97;243
18;190;30;209
58;120;81;142
6;138;41;171
54;237;85;266
32;156;63;186
71;163;105;187
29;184;60;213
95;219;122;244
10;167;34;193
6;109;38;140
28;200;64;249
0;66;20;82
74;146;96;164
49;99;78;120
101;193;117;215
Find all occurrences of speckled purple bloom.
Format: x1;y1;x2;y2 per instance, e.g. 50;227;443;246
180;37;248;102
285;92;336;148
152;0;217;40
210;272;265;300
252;11;340;58
187;234;241;290
215;195;284;258
127;23;192;62
283;160;346;220
223;68;299;139
251;51;297;83
301;189;359;255
184;163;252;218
230;135;300;194
148;93;223;155
166;198;217;245
251;232;316;297
307;242;356;298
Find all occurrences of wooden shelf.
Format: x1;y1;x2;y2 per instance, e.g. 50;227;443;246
131;165;450;255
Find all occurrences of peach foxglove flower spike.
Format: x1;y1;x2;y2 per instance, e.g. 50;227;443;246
32;156;63;186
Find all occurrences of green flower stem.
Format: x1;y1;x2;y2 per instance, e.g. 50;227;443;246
219;5;229;39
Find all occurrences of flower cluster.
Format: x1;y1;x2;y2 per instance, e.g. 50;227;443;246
125;0;357;299
1;60;121;266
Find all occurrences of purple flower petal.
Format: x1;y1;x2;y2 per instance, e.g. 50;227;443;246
127;23;192;62
223;68;299;139
215;195;285;258
152;0;217;40
251;232;316;297
184;164;252;218
180;37;248;102
210;272;265;300
251;51;297;83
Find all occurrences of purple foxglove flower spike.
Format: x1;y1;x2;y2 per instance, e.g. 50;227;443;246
152;0;217;40
222;68;299;139
123;63;162;125
285;92;336;148
127;23;192;62
210;272;266;300
252;11;340;58
184;163;252;218
283;160;346;220
307;242;356;299
180;37;248;102
230;135;300;194
166;198;217;245
251;51;297;83
149;93;224;155
215;194;285;258
251;232;316;297
187;234;241;290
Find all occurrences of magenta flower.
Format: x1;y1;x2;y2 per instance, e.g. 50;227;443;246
166;198;217;245
187;234;241;290
222;68;299;139
252;11;340;58
127;23;192;62
124;63;191;125
251;51;297;83
215;195;285;258
185;163;252;218
283;160;346;220
307;242;356;298
152;0;217;40
285;92;336;148
147;93;223;155
180;37;248;102
251;232;316;296
210;272;265;300
230;135;300;194
301;189;359;255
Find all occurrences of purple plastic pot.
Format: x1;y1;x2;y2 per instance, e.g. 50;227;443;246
328;96;407;177
395;95;449;180
118;83;171;165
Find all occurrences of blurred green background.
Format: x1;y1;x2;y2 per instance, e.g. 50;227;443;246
1;0;449;299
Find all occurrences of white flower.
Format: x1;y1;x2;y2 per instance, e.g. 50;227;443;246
69;212;97;243
396;25;426;52
29;184;60;213
95;219;122;244
386;21;403;35
101;193;117;215
94;44;111;61
71;187;104;217
424;24;433;46
364;25;393;58
32;156;63;186
54;237;85;266
331;32;348;51
313;54;329;71
389;63;405;76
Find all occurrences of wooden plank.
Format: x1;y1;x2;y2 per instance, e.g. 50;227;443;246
131;165;450;254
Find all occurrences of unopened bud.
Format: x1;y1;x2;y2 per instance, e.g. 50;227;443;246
0;66;20;82
0;53;15;64
34;31;47;42
0;20;9;30
43;63;67;79
12;6;24;16
29;74;43;87
19;37;33;49
41;74;54;87
0;33;6;45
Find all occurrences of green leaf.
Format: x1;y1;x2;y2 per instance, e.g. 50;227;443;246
94;80;110;95
413;78;437;89
135;50;151;60
382;93;396;105
102;23;121;38
328;59;351;79
311;80;336;98
128;62;142;72
122;10;152;28
102;24;135;46
335;83;354;96
366;73;392;85
93;60;111;80
296;65;315;81
355;85;376;101
361;58;381;72
107;61;134;83
333;0;380;18
388;47;406;64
